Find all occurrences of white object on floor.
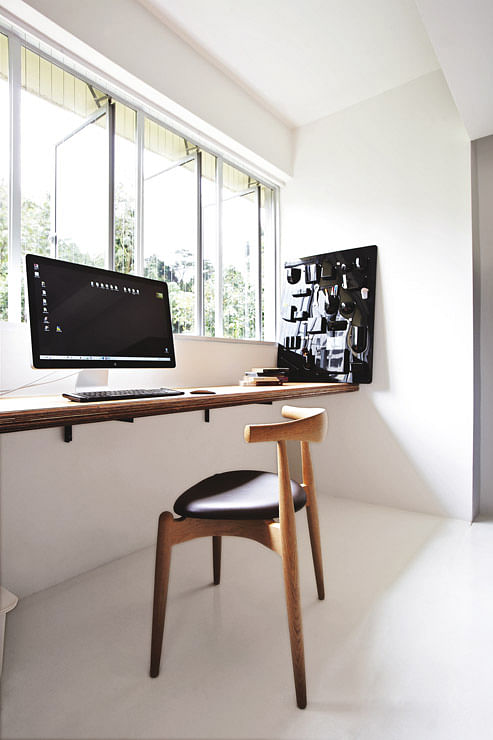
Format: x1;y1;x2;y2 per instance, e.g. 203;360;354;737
0;586;18;677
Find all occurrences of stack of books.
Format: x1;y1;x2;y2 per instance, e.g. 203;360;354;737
239;367;290;386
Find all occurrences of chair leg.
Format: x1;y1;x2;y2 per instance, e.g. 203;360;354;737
305;495;325;600
212;535;221;585
150;511;174;678
282;527;307;709
278;440;307;709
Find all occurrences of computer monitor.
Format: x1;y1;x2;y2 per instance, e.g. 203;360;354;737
26;254;177;388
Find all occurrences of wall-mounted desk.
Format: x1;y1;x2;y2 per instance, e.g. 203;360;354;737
0;382;358;435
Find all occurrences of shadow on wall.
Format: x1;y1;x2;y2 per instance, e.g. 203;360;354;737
287;400;450;519
287;255;471;520
310;391;449;517
370;257;389;393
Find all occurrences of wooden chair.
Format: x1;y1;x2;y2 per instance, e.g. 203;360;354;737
150;405;328;708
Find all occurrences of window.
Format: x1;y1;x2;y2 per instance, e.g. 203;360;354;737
0;27;278;339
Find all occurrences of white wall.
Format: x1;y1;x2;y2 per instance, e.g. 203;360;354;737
0;402;284;598
8;0;292;179
282;70;474;520
0;323;280;597
472;135;493;515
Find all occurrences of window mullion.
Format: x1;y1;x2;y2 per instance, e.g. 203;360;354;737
273;189;280;342
107;101;115;271
8;33;21;323
196;150;203;335
135;110;144;275
215;157;223;337
255;184;261;340
53;141;58;258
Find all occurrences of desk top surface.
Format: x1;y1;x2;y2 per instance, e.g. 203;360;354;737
0;382;358;434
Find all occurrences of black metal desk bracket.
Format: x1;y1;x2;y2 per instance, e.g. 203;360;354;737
63;402;274;440
63;418;134;442
203;400;272;425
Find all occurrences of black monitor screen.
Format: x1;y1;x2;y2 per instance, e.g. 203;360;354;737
26;254;177;369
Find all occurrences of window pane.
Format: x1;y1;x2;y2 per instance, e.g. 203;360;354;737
260;185;275;341
201;151;217;336
0;33;8;321
55;111;108;267
20;47;109;317
114;102;136;274
143;118;197;334
222;163;259;339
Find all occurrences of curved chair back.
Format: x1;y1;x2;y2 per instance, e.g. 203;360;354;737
244;405;327;444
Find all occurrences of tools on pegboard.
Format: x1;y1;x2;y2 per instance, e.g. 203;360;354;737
277;245;377;384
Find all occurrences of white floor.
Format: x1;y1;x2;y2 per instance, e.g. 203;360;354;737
2;497;493;740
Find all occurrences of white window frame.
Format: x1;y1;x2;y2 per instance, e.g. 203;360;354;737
0;23;279;342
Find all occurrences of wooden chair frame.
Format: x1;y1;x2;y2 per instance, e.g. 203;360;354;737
150;405;328;709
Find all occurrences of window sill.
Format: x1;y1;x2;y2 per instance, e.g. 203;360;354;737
174;334;276;347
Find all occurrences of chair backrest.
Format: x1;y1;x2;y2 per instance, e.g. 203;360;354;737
244;405;327;445
244;406;328;519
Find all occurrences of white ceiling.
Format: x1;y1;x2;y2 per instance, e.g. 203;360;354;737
415;0;493;141
138;0;440;128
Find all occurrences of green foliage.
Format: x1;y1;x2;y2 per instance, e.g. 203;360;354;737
222;264;256;339
144;247;195;333
21;197;51;257
203;258;215;336
57;239;104;267
114;185;134;275
19;193;52;320
167;280;194;334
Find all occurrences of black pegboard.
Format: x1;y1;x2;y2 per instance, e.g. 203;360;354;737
277;245;377;384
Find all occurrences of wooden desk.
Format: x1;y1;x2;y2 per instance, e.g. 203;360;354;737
0;382;358;435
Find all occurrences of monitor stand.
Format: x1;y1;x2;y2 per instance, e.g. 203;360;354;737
75;369;109;394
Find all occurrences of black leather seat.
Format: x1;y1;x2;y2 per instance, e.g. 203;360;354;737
174;470;306;521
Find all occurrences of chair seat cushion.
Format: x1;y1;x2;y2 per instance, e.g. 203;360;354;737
174;470;306;520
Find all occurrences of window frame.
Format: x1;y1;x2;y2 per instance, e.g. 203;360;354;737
0;25;279;341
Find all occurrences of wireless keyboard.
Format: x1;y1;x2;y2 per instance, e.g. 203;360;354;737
63;388;185;403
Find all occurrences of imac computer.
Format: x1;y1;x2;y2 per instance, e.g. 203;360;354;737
25;254;184;401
